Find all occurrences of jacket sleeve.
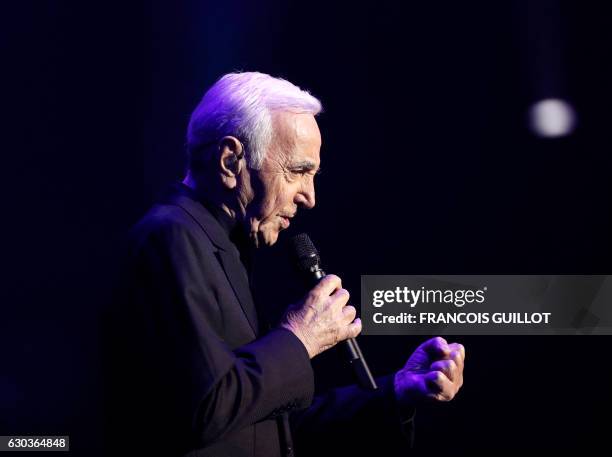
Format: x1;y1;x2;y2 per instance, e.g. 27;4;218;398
122;217;315;446
289;374;415;455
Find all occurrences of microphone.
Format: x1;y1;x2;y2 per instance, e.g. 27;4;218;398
291;233;377;390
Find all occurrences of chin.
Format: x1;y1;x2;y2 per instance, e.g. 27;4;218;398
260;229;280;247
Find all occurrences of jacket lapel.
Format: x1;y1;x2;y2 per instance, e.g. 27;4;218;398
163;185;259;336
214;249;259;336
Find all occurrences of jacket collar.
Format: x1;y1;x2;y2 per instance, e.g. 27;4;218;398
161;183;259;336
162;183;238;252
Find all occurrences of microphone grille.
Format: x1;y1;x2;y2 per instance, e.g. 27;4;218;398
291;233;320;271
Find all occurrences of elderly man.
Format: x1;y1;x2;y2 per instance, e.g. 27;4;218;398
105;72;464;457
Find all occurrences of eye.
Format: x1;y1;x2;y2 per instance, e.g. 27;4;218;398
290;168;309;176
291;168;321;177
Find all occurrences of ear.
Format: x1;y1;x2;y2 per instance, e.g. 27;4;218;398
217;136;246;189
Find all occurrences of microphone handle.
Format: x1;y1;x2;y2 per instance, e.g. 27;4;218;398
312;268;377;390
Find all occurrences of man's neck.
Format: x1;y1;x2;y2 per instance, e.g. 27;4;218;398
182;173;255;266
182;171;238;220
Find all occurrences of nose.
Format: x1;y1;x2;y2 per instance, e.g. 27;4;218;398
295;180;316;209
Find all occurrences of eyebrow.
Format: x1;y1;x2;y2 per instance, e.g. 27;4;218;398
289;161;321;173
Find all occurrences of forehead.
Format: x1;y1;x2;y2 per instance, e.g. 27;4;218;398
269;112;321;165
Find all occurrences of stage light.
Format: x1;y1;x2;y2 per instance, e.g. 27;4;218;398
528;98;576;138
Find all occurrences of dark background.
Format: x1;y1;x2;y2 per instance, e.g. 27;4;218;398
2;0;611;454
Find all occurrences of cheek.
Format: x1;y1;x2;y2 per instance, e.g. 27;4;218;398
261;184;294;219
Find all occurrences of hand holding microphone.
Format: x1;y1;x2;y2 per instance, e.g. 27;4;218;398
280;274;362;358
280;233;377;390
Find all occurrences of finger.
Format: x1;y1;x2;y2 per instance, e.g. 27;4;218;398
341;304;357;323
448;343;465;362
419;337;450;359
447;349;464;373
331;288;350;309
449;350;464;388
425;370;456;401
311;274;342;297
345;317;362;339
429;359;458;382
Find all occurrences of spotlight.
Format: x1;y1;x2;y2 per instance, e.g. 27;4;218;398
528;98;576;138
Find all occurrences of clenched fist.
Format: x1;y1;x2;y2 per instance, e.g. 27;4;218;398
280;274;362;358
394;337;465;407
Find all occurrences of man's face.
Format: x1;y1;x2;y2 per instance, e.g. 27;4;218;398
240;112;321;247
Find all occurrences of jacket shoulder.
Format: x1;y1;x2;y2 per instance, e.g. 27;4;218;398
128;203;215;253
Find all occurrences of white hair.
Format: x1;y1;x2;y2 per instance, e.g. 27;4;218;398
187;71;323;170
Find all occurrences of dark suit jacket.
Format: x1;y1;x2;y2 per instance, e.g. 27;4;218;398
103;184;413;457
